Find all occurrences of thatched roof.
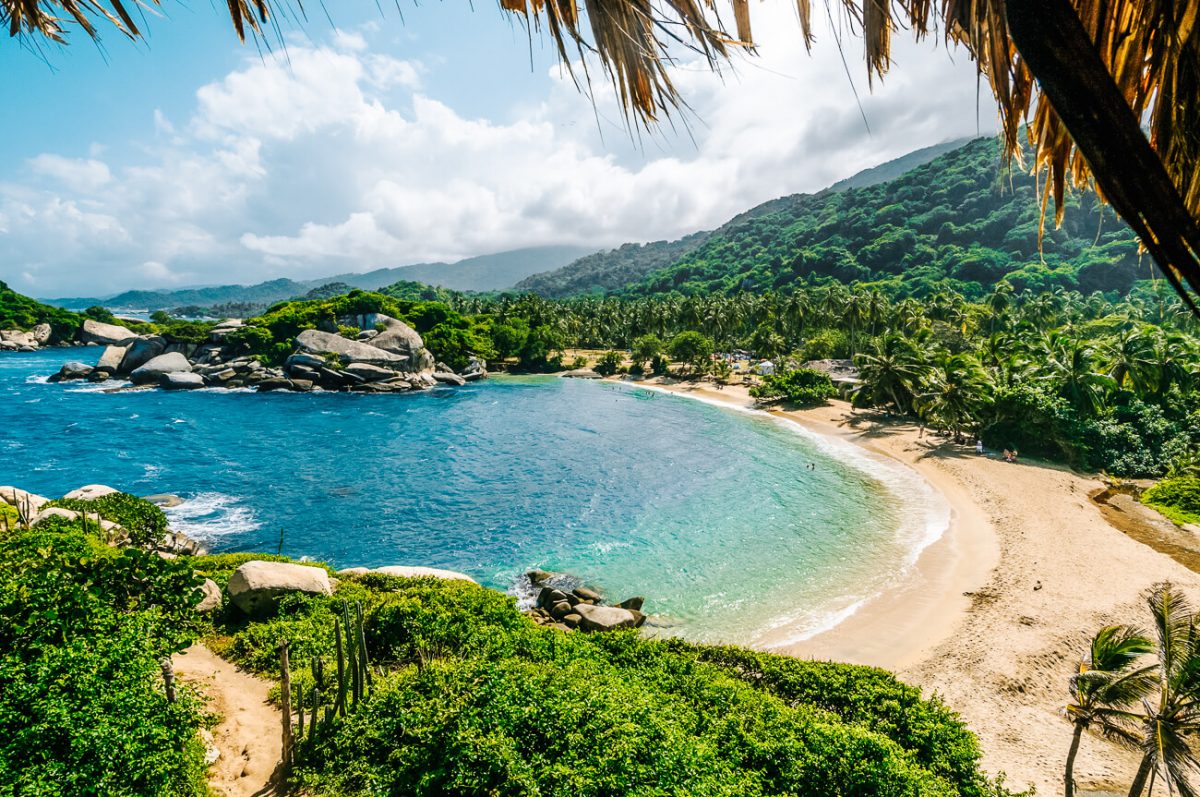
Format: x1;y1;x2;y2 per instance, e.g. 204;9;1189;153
7;0;1200;307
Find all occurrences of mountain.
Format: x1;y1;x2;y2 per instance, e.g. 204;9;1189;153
513;139;972;298
42;245;596;312
627;137;1140;298
318;245;595;293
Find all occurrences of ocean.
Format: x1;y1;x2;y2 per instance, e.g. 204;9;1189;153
0;347;947;647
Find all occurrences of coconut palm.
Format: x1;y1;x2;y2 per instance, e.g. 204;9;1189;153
1125;583;1200;797
853;334;930;415
916;352;991;441
1064;625;1156;797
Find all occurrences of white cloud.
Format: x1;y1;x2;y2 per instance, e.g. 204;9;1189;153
2;10;998;295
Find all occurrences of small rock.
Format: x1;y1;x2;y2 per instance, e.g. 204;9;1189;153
574;603;639;632
562;613;582;629
549;600;573;620
616;596;645;611
196;579;223;612
573;586;602;603
48;361;93;382
432;371;466;386
372;565;476;583
143;493;184;508
160;372;206;390
80;319;137;345
131;352;192;385
227;561;334;618
62;484;119;501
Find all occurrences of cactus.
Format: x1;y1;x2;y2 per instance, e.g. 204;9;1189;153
334;619;347;717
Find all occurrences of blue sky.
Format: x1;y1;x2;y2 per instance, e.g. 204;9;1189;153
0;2;998;296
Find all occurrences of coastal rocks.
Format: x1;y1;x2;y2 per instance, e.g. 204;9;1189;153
196;578;223;612
161;372;206;390
95;344;128;374
31;324;52;345
460;356;487;381
574;604;642;632
80;319;137;345
561;368;602;379
295;329;409;368
523;573;648;632
144;493;184;507
343;363;396;382
432;371;466;386
373;565;477;583
286;352;326;370
130;352;192;385
336;567;372;577
227;561;333;617
48;361;93;382
0;486;51;517
119;336;167;372
63;484;119;501
1;329;36;348
359;314;434;371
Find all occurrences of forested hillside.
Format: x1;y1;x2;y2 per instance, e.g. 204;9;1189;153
629;137;1143;298
517;140;970;298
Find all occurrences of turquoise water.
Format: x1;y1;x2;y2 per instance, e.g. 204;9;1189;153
0;348;945;646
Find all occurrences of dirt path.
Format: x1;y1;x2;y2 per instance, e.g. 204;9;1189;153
173;644;283;797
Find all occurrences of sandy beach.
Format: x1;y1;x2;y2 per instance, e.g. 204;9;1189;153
635;377;1200;795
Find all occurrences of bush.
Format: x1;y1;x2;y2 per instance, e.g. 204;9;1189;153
50;492;169;547
750;368;837;407
0;526;207;796
1143;476;1200;526
275;578;993;797
593;350;624;376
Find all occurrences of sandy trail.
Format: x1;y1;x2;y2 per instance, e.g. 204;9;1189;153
173;643;283;797
638;379;1200;795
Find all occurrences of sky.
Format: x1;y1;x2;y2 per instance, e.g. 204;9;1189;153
0;1;999;297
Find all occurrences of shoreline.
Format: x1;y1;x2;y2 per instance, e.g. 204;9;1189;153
631;376;1200;794
631;378;996;671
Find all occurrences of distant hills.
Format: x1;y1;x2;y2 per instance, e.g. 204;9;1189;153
43;245;594;311
514;138;971;298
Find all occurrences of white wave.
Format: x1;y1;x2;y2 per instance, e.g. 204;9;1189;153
25;375;49;384
165;492;261;541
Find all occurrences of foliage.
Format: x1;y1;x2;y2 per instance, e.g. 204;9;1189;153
0;525;207;796
1143;477;1200;527
667;330;715;373
751;368;837;407
622;139;1141;301
0;281;82;342
49;492;169;547
276;577;995;797
593;350;624;376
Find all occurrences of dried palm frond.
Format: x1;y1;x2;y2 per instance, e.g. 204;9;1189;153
6;0;1200;307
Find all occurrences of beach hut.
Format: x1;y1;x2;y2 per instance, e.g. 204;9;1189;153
757;361;775;376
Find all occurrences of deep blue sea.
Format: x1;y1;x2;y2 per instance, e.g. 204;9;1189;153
0;347;946;646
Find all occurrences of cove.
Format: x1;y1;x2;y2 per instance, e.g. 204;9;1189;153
1;347;941;646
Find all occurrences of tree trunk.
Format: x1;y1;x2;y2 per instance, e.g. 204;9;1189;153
1004;0;1200;313
1064;722;1083;797
1128;755;1154;797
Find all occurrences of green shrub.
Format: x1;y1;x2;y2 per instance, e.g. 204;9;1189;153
750;368;837;406
0;526;207;796
49;492;168;547
593;350;624;376
1143;476;1200;526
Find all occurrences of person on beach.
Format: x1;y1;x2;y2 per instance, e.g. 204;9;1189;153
1002;449;1012;462
975;439;984;455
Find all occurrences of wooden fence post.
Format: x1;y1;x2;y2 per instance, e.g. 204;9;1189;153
280;639;293;769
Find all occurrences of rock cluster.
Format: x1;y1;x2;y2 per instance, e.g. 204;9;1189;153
0;323;52;352
0;483;203;558
47;314;488;394
523;570;647;633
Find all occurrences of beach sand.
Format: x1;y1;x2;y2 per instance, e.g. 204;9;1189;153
635;377;1200;795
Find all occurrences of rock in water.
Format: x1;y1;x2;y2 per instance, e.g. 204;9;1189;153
130;352;192;385
119;336;167;373
574;603;640;632
48;361;93;382
372;565;477;583
161;372;205;390
343;363;397;382
432;372;466;386
94;344;128;374
616;596;645;611
561;368;602;379
227;561;333;617
195;578;223;612
80;319;137;345
31;323;52;344
294;329;409;367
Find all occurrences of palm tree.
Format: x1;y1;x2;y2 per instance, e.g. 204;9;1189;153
916;352;991;441
853;334;930;415
1064;625;1155;797
1126;582;1200;797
